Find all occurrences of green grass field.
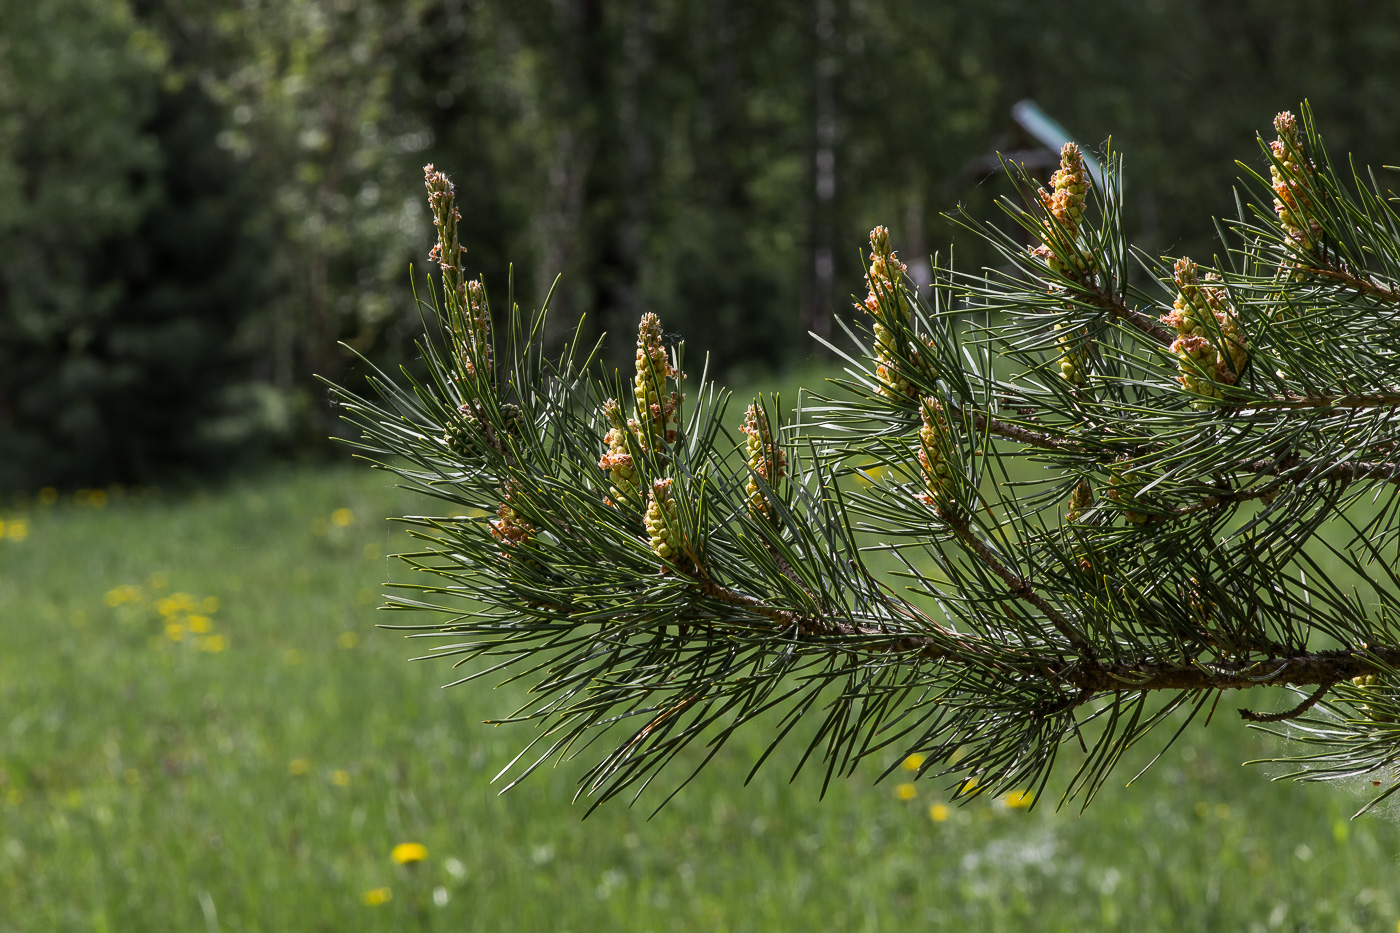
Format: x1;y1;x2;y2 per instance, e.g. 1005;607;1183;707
3;459;1399;931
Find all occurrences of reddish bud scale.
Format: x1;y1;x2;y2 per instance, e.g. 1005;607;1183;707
1162;259;1249;409
858;226;915;400
599;314;683;509
633;313;679;450
918;397;954;512
489;482;535;558
741;403;787;518
1270;111;1321;260
598;398;640;507
645;478;687;566
425;165;492;378
1031;143;1094;279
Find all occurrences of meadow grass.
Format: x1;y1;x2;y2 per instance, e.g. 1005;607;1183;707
2;460;1399;931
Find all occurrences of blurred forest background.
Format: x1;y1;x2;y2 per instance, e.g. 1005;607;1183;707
3;0;1398;492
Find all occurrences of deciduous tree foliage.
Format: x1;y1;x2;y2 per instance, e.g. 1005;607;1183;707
338;109;1400;816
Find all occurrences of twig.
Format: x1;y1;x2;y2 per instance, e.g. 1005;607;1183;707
1242;456;1400;486
970;411;1083;453
1108;299;1175;345
1303;266;1400;305
1238;680;1334;723
1244;392;1400;412
942;510;1096;655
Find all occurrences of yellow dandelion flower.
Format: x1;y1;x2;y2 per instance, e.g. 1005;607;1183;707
338;632;361;649
392;842;428;865
288;758;310;776
165;622;185;642
88;489;109;509
928;803;950;823
104;585;142;607
1002;790;1034;809
331;508;354;527
38;487;58;506
201;596;220;614
894;783;917;801
6;519;29;542
331;770;351;787
158;593;195;617
362;887;392;907
188;615;212;634
196;635;228;653
901;753;926;772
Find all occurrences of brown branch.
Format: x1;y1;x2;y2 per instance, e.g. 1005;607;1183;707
1108;299;1175;345
1244;392;1400;412
665;503;1395;705
1063;649;1400;694
973;407;1399;508
971;410;1083;453
1051;260;1174;346
696;578;859;639
1242;456;1400;486
760;537;820;606
691;569;1012;668
685;578;1400;701
1167;479;1286;518
941;509;1096;655
1238;680;1333;723
1302;265;1400;305
663;556;1400;723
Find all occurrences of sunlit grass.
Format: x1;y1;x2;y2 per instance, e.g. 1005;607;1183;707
1;461;1398;931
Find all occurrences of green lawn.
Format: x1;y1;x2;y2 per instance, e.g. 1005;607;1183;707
2;460;1398;931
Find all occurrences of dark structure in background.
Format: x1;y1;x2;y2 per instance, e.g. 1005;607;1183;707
968;101;1105;191
965;100;1108;256
4;0;1399;491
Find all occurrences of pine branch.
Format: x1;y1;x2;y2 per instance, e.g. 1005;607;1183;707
969;410;1084;452
940;507;1095;654
1300;265;1400;305
335;106;1400;816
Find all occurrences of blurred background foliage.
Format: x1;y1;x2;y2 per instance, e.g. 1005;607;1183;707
3;0;1399;491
